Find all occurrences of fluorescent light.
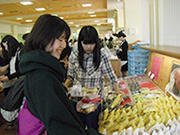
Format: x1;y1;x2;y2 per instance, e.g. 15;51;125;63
16;17;23;20
97;24;101;26
51;14;58;16
25;19;32;22
69;22;74;24
94;20;99;23
90;14;96;17
0;12;3;15
20;1;33;5
88;11;95;14
82;3;92;7
35;8;46;11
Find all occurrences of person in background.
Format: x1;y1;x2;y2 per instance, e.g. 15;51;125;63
107;36;113;49
0;46;5;66
0;35;22;95
18;14;99;135
65;25;120;131
22;33;29;42
59;42;72;81
0;35;22;129
113;31;128;77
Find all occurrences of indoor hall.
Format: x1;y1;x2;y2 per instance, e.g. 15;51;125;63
0;0;179;135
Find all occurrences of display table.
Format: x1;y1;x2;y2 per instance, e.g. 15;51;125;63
109;59;121;78
140;45;180;90
140;45;180;100
141;45;180;59
98;75;180;135
98;45;180;134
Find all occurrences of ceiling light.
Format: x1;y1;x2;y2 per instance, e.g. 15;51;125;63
20;1;33;6
60;16;64;19
25;19;32;22
82;3;92;7
69;22;74;24
16;17;23;20
51;14;58;16
97;24;101;26
90;14;96;17
88;11;95;14
35;8;46;11
94;20;99;23
0;12;3;15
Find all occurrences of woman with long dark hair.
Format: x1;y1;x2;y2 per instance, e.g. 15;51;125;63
65;25;120;131
0;35;22;129
0;35;22;94
18;14;98;135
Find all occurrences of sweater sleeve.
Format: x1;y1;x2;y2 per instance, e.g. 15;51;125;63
101;53;117;85
25;70;86;135
7;70;21;80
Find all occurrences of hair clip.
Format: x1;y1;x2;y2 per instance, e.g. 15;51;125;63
87;27;90;31
2;41;8;50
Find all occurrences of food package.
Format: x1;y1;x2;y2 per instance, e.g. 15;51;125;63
80;95;102;114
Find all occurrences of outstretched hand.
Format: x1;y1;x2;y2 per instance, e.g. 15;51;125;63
0;75;9;82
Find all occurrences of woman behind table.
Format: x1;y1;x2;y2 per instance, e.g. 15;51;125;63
18;14;98;135
66;25;119;92
114;31;128;77
65;25;120;130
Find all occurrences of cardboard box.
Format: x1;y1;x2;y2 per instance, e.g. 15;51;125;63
110;59;121;78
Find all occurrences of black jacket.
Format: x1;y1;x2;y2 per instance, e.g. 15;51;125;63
116;40;128;61
19;50;89;135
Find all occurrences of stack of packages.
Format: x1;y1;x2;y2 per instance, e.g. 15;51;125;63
128;49;149;76
98;78;180;135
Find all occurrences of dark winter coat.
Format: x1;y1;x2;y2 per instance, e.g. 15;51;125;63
116;40;128;61
19;50;91;135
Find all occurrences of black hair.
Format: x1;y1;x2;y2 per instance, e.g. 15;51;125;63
0;35;22;64
60;42;71;60
113;30;126;38
78;25;101;70
23;14;70;52
109;36;113;41
22;33;30;41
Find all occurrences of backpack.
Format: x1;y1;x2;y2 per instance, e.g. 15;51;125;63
18;100;46;135
0;76;24;111
0;47;24;111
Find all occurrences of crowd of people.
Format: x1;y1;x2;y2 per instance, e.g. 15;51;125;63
0;14;138;134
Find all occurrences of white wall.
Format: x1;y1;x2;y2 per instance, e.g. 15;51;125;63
159;0;180;47
2;0;180;47
13;25;32;37
107;0;124;31
125;0;149;43
0;23;12;34
0;22;32;41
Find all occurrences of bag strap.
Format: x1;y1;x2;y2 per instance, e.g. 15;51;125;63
23;99;28;109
